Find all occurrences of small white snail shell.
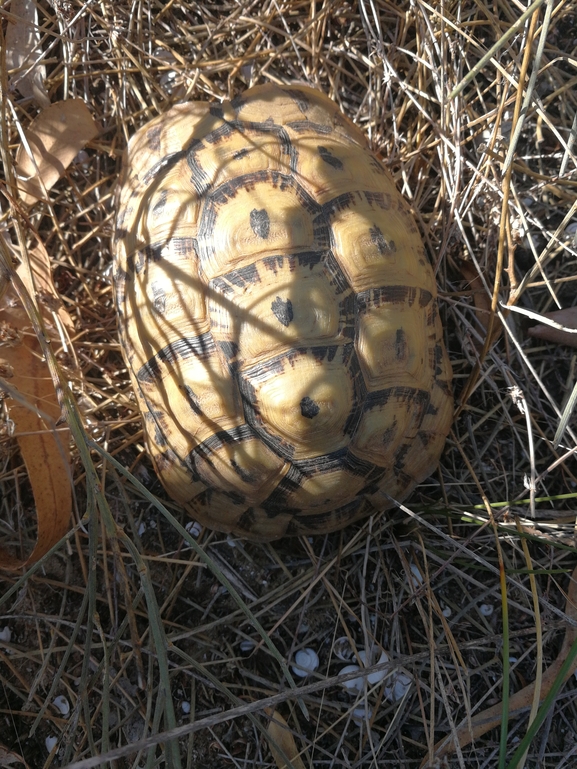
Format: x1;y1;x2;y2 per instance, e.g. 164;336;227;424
339;664;363;692
53;695;70;716
333;636;355;661
352;705;373;725
291;648;319;678
384;671;412;702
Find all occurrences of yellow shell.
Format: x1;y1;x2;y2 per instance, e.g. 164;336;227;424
113;84;452;540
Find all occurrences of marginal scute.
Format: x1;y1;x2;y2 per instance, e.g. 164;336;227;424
113;83;453;540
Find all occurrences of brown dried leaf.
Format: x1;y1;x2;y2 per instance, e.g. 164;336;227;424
460;260;503;341
0;254;72;570
0;743;29;768
5;0;50;108
21;243;75;335
265;709;306;769
527;308;577;348
15;100;99;205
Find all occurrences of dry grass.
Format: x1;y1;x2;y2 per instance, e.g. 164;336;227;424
1;0;577;767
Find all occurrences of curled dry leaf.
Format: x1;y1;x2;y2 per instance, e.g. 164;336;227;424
5;0;50;108
0;743;29;768
0;243;73;570
15;100;99;205
265;709;306;769
527;307;577;348
460;260;503;344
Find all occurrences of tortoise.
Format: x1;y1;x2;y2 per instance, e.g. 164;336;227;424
113;83;453;541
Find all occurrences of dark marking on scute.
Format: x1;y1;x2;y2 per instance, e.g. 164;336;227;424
323;192;356;217
136;333;216;383
114;265;129;288
393;443;411;469
209;104;224;119
369;156;386;175
243;355;285;384
205;121;242;147
115;227;128;240
288;120;332;135
300;396;320;419
312;214;332;250
152;190;168;217
171;237;197;258
127;251;145;275
182;384;202;415
230;459;256;484
218;171;321;215
323;251;351;294
357;286;417;311
146;244;165;263
293;447;347;475
151;282;166;314
262;255;285;275
318;145;344;170
417;430;433;447
395;328;407;359
370;224;393;255
198;424;255;456
142;150;186;185
143;409;168;447
271;296;293;327
232;120;296;170
433;343;445;375
154;449;178;474
209;276;231;296
382;420;397;445
185;150;211;196
218;340;239;361
236;507;257;529
146;125;162;151
238;375;258;408
419;289;433;308
250;208;270;239
364;386;428;411
436;379;453;397
365;191;391;209
286;88;310;113
228;263;261;288
340;342;355;368
298;251;324;270
233;148;250;160
261;464;305;514
343;451;386;482
183;452;209;483
426;402;438;416
311;345;333;364
230;93;245;111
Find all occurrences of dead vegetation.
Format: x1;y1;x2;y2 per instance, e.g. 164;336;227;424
1;1;577;767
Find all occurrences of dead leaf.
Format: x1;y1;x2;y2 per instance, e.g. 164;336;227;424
0;247;72;570
265;709;306;769
15;100;99;205
5;0;50;108
527;308;577;348
420;564;577;767
20;242;75;335
0;743;29;768
460;260;503;343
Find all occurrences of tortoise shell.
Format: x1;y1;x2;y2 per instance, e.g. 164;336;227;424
113;84;453;540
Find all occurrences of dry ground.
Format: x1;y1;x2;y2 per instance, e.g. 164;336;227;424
1;1;577;767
